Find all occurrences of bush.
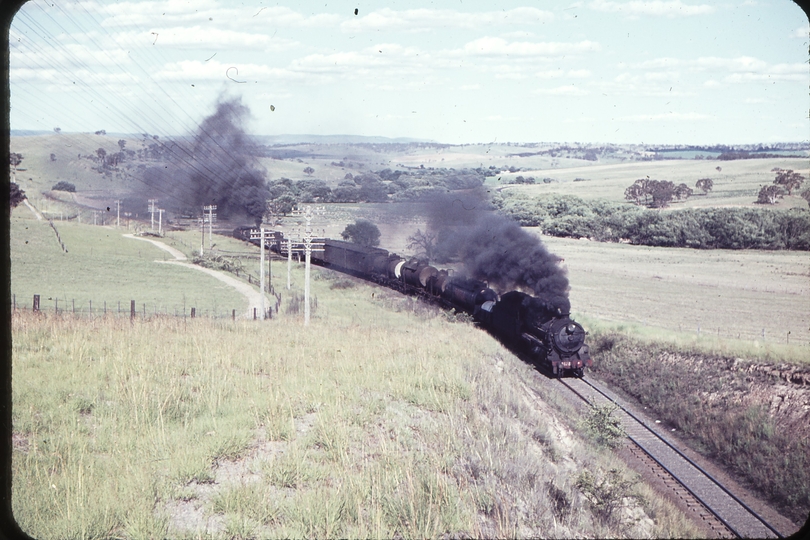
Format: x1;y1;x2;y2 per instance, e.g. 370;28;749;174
498;193;810;250
52;181;76;192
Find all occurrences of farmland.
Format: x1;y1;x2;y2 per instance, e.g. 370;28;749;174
8;134;810;536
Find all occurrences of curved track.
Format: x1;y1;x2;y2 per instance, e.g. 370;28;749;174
559;376;783;539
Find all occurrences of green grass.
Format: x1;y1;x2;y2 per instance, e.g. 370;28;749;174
588;332;810;523
10;211;248;316
536;233;810;351
501;157;810;210
10;291;702;539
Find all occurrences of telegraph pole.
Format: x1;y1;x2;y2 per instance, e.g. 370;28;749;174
158;208;164;236
148;199;157;231
199;217;205;256
301;206;325;326
115;199;121;227
250;227;268;319
287;237;292;290
203;205;217;249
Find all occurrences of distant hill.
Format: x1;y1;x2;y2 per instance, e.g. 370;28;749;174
253;134;434;145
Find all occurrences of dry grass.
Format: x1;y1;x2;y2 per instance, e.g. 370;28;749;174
11;302;702;538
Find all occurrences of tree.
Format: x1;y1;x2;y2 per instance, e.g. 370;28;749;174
624;179;649;205
9;152;22;183
674;183;693;201
50;153;57;162
118;139;127;151
695;178;713;194
96;148;107;161
341;219;381;247
407;229;437;262
9;182;26;209
756;185;785;205
773;169;805;196
648;180;676;208
303;166;315;176
53;127;61;133
52;181;76;192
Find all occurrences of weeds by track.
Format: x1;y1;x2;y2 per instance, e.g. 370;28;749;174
558;376;783;539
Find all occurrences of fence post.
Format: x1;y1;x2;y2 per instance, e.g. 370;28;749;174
191;307;196;318
104;301;106;315
253;307;257;320
55;298;58;314
130;300;135;321
33;294;39;312
73;299;75;314
89;300;92;316
232;309;236;321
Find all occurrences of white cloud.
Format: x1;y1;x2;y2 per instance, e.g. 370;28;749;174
617;112;710;121
633;56;808;85
454;37;599;57
115;27;298;50
535;69;592;79
460;84;481;90
792;26;809;39
83;2;341;30
588;0;715;17
341;7;553;33
152;59;309;83
534;85;589;96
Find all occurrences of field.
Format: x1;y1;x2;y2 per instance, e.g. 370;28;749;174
499;157;810;210
538;233;810;352
9;219;702;538
9;209;249;317
8;133;810;536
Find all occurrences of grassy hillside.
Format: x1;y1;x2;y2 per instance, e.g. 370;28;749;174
499;157;810;209
9;224;702;538
9;209;248;316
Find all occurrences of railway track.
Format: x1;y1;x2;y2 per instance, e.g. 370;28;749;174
559;376;783;539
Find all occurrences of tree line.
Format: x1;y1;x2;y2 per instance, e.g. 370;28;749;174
264;167;486;214
496;193;810;250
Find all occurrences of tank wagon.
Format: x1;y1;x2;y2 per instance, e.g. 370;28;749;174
235;228;591;377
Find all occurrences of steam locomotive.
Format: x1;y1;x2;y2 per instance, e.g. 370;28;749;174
234;226;591;377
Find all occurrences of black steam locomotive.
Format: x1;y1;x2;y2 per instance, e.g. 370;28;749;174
234;227;591;377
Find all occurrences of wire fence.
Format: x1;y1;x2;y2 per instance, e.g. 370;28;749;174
10;294;262;321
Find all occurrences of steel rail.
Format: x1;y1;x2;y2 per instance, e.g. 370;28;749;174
559;376;783;539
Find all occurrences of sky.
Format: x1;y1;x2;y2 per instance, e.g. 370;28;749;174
7;0;810;145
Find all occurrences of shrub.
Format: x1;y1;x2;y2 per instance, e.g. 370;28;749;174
52;181;76;192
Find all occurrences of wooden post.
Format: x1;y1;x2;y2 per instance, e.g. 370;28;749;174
73;299;75;314
232;309;236;321
253;308;257;320
33;294;39;312
191;307;196;318
130;300;135;320
55;298;58;314
89;300;92;315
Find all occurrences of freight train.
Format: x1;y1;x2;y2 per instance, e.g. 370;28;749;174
234;226;591;377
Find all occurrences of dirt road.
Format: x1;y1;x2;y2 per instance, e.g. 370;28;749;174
123;234;269;318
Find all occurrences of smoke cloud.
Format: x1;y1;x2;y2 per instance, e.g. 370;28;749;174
428;190;571;314
143;96;270;224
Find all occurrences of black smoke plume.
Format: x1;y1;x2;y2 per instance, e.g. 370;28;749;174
428;190;570;314
145;96;270;224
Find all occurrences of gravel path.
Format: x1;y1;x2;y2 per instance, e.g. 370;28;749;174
123;234;268;318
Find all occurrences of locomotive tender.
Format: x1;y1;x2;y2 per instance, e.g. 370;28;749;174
234;226;591;377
